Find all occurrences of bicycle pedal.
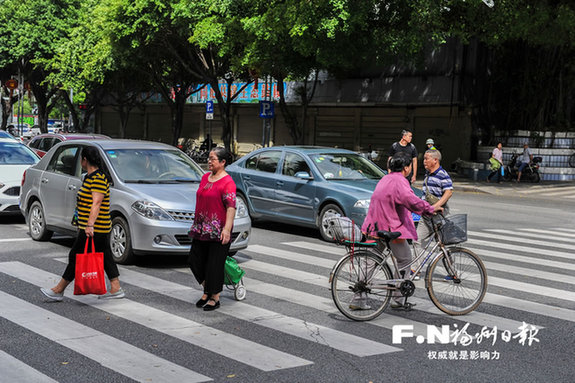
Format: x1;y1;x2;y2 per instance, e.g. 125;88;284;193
403;302;416;311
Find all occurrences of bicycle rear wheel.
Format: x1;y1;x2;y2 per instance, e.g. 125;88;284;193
331;250;392;321
426;247;487;315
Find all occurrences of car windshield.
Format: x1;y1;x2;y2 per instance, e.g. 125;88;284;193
0;142;39;164
105;149;204;183
310;153;385;180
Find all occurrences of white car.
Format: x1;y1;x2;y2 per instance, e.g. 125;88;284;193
0;130;22;143
0;139;40;215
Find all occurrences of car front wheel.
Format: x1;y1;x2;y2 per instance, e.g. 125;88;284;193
28;201;53;241
110;216;135;264
318;203;344;241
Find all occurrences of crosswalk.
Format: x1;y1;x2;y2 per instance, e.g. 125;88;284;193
516;185;575;199
1;226;574;381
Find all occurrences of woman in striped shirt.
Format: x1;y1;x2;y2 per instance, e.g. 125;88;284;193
41;147;125;301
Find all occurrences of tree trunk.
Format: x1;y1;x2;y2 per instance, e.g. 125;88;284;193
211;79;233;152
117;105;129;138
171;89;187;147
277;77;302;144
59;90;81;132
29;82;58;133
0;88;18;130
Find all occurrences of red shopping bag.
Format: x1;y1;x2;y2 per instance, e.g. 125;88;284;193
74;238;107;295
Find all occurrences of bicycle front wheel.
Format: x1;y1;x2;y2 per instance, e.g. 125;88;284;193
331;251;393;321
426;247;487;315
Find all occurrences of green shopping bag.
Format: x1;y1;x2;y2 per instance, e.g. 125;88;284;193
489;157;501;171
224;256;245;285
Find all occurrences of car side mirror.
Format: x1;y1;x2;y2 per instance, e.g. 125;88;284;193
295;171;313;180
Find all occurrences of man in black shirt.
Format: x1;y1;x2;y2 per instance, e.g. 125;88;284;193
388;130;418;183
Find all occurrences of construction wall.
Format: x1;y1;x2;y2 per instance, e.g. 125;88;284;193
97;103;471;168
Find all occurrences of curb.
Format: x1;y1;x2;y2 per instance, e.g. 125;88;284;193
454;185;491;195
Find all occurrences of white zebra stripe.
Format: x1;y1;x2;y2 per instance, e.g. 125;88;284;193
282;241;575;323
0;262;311;371
483;229;574;244
468;231;574;252
0;289;211;383
0;350;58;383
236;246;547;331
514;228;575;240
51;259;400;357
466;238;572;260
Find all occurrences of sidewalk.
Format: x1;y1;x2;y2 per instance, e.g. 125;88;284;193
432;174;575;197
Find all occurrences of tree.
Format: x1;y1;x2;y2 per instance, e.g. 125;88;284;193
424;0;575;140
0;0;82;132
241;0;433;144
0;63;20;130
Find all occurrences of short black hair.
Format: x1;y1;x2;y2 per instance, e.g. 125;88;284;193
389;152;412;172
210;147;233;167
81;146;102;168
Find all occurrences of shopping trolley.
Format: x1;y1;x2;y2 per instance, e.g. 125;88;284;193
224;256;246;301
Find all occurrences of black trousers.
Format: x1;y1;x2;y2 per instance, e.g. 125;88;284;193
62;231;120;282
188;238;231;295
487;169;501;182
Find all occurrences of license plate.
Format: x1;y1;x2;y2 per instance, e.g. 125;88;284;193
412;213;421;222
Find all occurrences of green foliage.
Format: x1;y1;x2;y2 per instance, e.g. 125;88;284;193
2;0;575;137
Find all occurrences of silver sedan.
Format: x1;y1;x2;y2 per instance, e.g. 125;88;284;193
20;139;251;264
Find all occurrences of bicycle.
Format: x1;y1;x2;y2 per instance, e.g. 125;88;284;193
569;152;575;168
327;215;487;321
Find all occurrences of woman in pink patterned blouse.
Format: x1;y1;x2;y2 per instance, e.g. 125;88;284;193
188;147;236;311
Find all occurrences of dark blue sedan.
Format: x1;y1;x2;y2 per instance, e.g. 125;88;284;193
226;146;387;240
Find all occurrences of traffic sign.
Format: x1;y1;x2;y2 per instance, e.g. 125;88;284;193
206;101;214;120
259;101;274;118
5;79;17;90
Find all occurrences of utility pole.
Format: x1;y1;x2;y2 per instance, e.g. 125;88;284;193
69;88;74;132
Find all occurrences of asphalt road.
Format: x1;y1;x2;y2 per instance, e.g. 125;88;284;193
0;191;574;383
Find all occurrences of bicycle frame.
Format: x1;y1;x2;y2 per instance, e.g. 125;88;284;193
330;216;457;290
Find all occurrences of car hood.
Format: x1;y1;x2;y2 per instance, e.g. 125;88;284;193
326;179;379;197
0;165;32;184
118;182;200;209
326;179;423;199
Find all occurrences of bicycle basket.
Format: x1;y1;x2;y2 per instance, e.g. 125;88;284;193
439;214;468;245
324;216;363;244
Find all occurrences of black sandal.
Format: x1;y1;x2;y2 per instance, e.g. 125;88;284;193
195;297;209;308
203;299;220;311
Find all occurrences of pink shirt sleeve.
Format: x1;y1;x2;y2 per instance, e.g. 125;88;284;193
222;178;237;209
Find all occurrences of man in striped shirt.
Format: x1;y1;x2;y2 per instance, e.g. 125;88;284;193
412;150;453;275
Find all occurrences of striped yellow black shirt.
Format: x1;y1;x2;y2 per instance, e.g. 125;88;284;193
76;170;111;233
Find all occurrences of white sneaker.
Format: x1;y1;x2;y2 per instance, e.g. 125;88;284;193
98;288;125;299
40;287;63;302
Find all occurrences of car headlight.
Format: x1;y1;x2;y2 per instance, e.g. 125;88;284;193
235;197;248;218
354;199;370;209
0;182;5;189
131;200;174;221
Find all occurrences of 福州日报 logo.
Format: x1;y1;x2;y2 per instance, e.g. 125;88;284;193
392;323;540;361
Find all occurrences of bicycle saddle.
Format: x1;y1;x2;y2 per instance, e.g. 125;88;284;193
376;231;401;241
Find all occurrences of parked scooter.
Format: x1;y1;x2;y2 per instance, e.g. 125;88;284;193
503;152;542;183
